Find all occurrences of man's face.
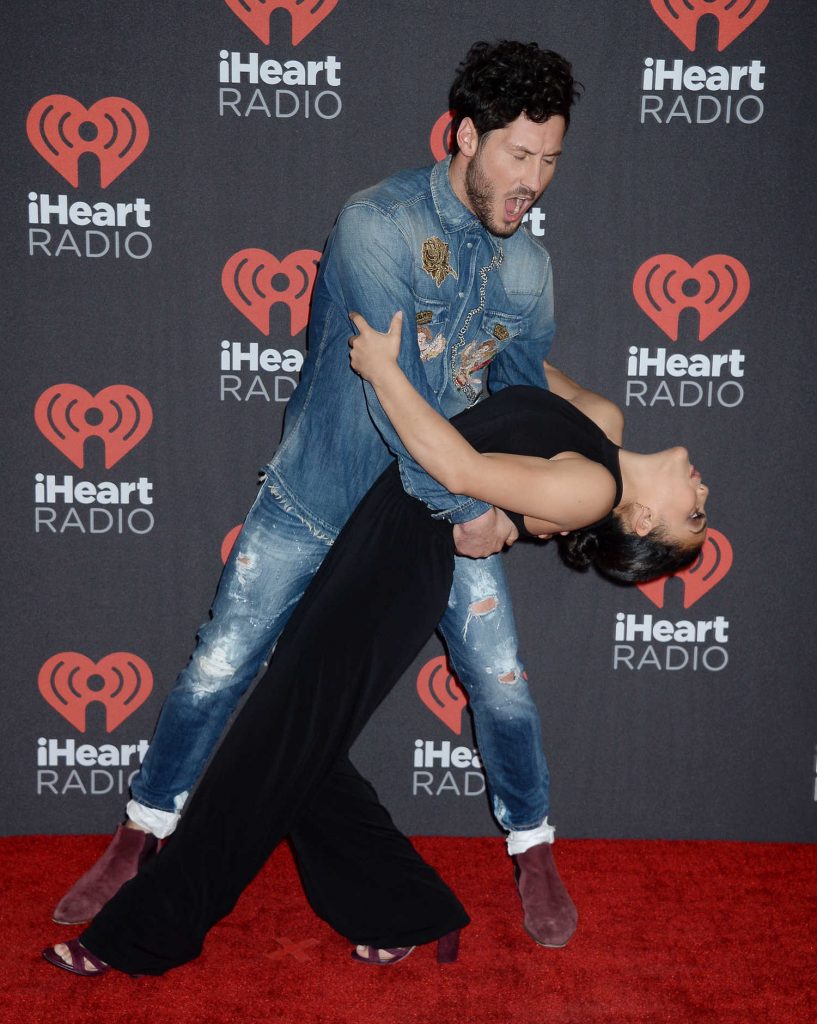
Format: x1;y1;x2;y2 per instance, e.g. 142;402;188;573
462;113;566;238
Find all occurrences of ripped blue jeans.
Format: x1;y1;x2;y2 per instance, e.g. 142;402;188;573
438;556;549;831
131;480;549;834
130;478;331;827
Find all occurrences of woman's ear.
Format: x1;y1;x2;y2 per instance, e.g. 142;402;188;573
620;503;654;537
632;504;654;537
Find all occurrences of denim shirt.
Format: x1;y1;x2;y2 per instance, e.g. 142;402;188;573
267;156;556;540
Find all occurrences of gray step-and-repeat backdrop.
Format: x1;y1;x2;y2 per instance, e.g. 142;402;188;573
2;1;816;842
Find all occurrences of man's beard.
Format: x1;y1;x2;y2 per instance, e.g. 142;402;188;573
464;150;521;239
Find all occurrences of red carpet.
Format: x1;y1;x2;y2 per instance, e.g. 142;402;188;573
3;835;814;1024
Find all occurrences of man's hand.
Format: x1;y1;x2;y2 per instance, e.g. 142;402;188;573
453;507;518;558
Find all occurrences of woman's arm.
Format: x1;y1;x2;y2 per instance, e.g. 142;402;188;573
348;313;616;531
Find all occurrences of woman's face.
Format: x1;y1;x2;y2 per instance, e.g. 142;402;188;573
642;446;710;549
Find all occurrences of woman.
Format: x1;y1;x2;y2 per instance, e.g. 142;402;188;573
44;313;709;976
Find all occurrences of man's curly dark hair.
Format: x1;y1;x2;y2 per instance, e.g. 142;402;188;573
448;40;580;153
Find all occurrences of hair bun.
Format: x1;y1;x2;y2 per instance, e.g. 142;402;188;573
558;529;599;571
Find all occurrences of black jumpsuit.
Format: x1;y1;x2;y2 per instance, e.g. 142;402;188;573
81;386;621;975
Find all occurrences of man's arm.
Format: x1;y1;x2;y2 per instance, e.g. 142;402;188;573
325;202;516;555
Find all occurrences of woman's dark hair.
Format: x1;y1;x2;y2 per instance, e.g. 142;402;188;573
449;40;580;153
557;511;702;584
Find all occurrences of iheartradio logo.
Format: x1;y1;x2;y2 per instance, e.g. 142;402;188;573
223;0;337;46
222;248;320;336
650;0;768;53
35;385;153;470
26;96;149;189
416;656;468;735
633;255;749;342
38;652;153;733
430;110;455;161
637;528;733;609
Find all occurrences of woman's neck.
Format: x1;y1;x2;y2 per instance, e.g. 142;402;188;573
616;449;650;509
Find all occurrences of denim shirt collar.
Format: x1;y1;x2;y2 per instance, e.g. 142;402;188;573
430;156;503;257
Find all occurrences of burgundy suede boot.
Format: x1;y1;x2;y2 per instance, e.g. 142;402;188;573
52;824;160;925
512;842;578;947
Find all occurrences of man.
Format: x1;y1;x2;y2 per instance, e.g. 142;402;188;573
54;40;579;949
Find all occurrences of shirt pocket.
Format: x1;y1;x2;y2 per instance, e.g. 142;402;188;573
411;295;450;366
450;308;525;402
480;307;525;351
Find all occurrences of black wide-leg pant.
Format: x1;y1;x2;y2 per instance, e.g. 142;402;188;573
82;467;468;975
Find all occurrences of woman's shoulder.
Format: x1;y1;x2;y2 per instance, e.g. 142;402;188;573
572;392;624;444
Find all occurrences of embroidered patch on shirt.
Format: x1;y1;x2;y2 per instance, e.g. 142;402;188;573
421;237;458;288
417;325;447;362
416;311;434;326
453;338;497;394
492;323;510;341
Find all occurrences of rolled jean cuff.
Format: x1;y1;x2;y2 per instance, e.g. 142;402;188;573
126;798;183;839
506;817;556;856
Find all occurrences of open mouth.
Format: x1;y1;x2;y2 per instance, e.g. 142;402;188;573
504;196;528;221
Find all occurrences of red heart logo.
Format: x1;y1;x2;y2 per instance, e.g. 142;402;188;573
633;254;750;342
27;96;149;189
638;528;733;609
429;110;455;161
34;384;153;470
222;248;320;337
416;656;468;735
221;524;243;565
650;0;769;52
223;0;338;46
38;652;153;733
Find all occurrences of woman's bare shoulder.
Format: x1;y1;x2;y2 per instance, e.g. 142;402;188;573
542;362;623;443
573;392;624;444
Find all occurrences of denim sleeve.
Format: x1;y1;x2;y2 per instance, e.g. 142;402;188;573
325;202;490;524
487;255;555;394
